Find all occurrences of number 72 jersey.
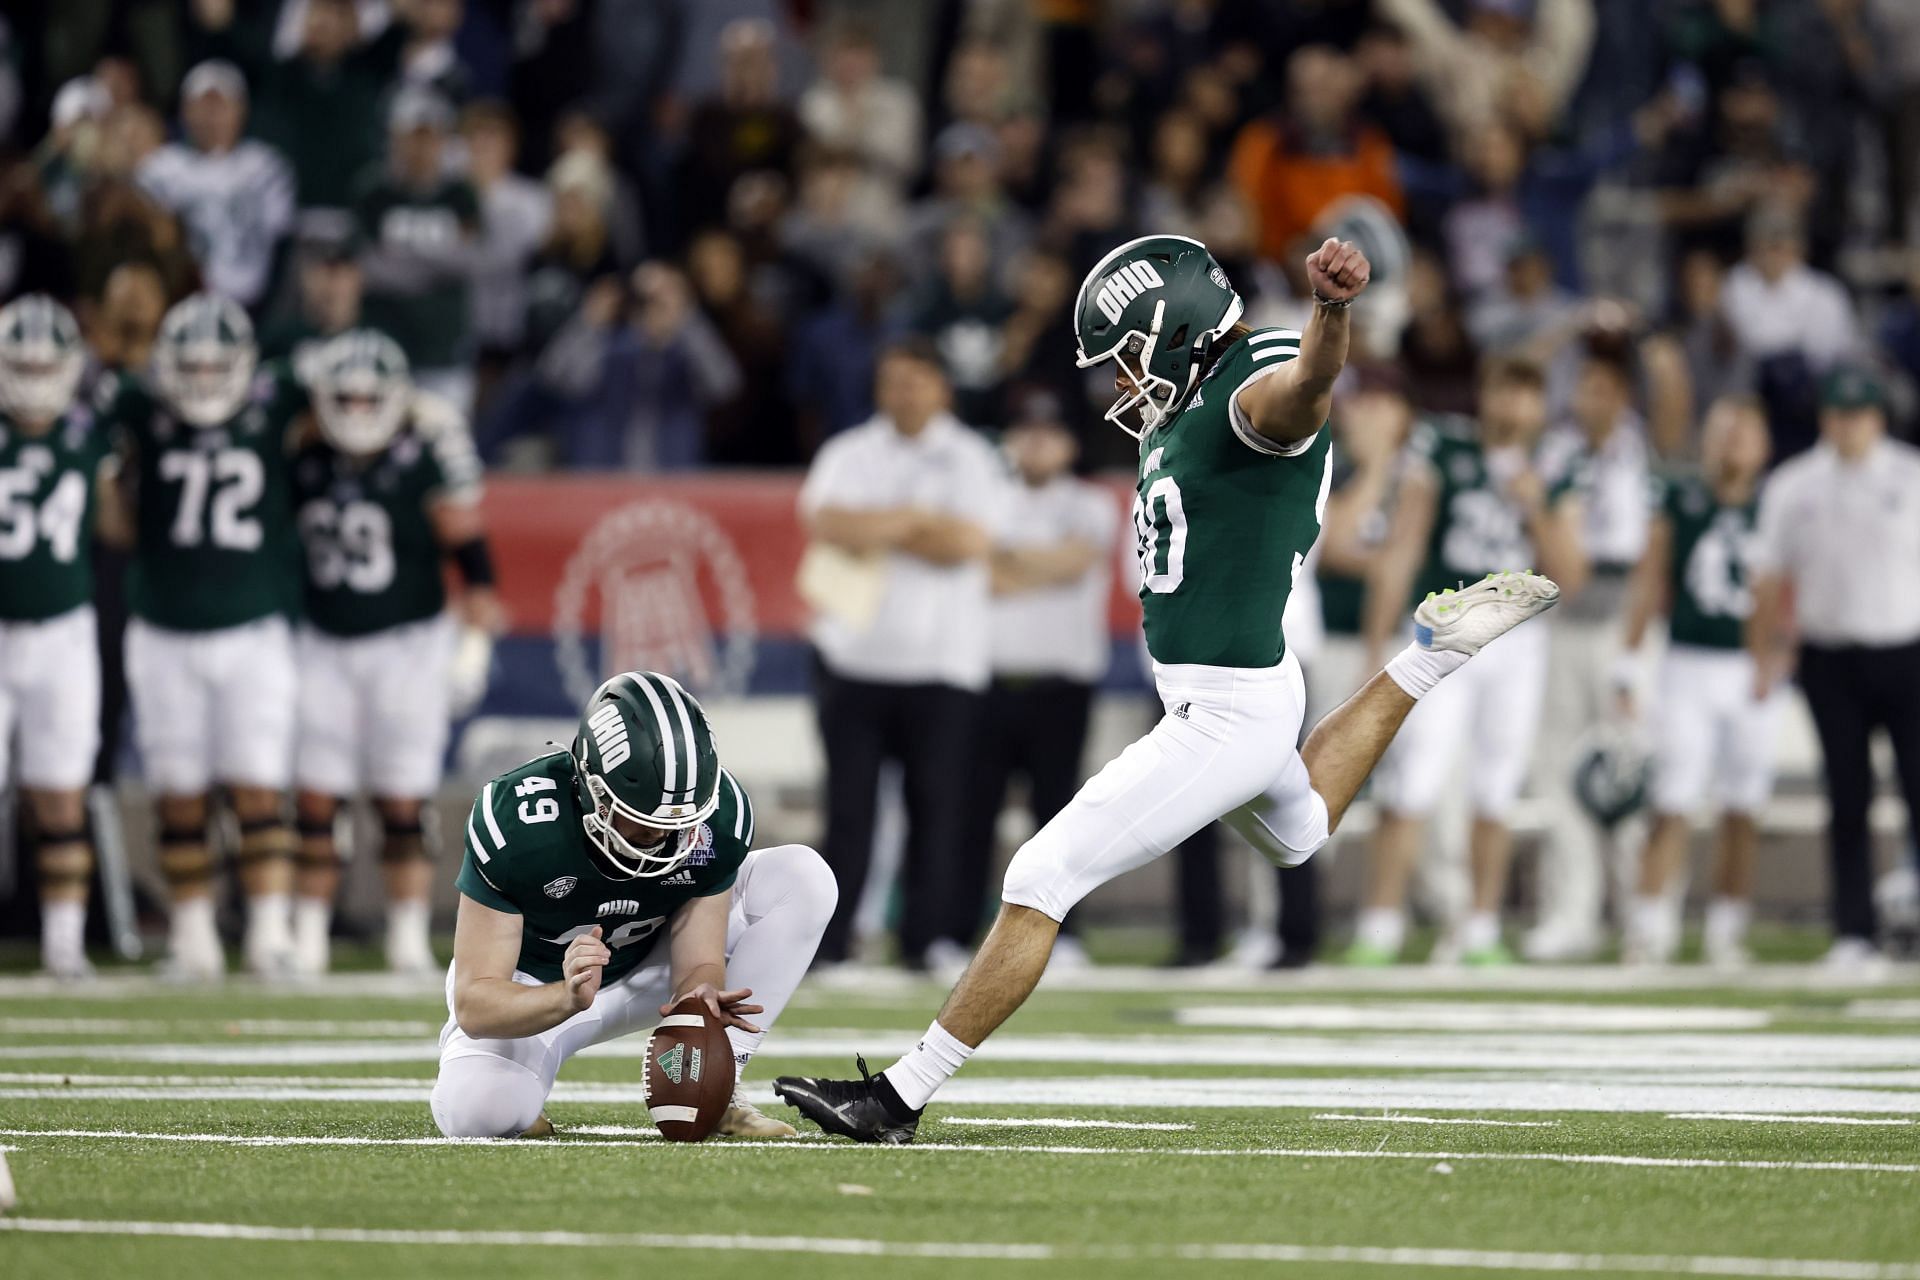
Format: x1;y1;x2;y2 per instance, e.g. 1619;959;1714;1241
454;749;755;985
107;366;305;631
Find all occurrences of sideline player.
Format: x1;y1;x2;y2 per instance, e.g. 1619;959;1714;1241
1347;359;1587;965
1616;396;1775;965
288;330;501;975
430;672;836;1139
111;294;304;978
0;296;123;977
775;234;1560;1141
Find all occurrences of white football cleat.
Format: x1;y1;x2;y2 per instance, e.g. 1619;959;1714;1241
718;1090;798;1138
1415;571;1560;657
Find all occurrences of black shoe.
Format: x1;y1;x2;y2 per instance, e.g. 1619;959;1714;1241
773;1056;922;1145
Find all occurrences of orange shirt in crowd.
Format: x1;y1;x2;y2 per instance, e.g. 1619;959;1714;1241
1228;119;1405;262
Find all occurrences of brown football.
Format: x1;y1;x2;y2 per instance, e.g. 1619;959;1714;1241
642;995;737;1142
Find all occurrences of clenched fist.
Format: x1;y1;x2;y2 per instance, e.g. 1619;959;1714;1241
563;926;610;1012
1306;238;1371;303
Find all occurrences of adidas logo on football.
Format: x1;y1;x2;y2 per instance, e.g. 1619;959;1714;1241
658;1043;684;1085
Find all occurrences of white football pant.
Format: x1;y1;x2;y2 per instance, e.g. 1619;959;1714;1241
295;614;456;799
126;615;296;795
0;605;100;790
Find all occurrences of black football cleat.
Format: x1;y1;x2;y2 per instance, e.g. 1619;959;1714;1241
773;1056;922;1145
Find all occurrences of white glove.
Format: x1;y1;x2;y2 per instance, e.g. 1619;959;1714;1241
447;625;495;719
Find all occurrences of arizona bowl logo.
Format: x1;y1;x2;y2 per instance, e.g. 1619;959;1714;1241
553;500;757;705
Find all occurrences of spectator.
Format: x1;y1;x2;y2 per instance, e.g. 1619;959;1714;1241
35;76;115;231
798;22;923;213
1652;66;1813;267
71;177;198;306
257;229;365;378
687;227;797;464
1749;366;1920;970
355;87;480;413
90;261;170;371
908;219;1012;430
681;19;803;228
1671;247;1752;417
906;123;1033;283
1376;0;1596;141
788;249;902;450
0;163;77;303
1467;238;1581;358
996;250;1084;436
1443;121;1532;299
135;60;294;310
521;151;620;356
1227;46;1404;265
462;101;551;369
781;148;898;296
1138;108;1214;238
549;111;646;264
956;392;1117;968
799;338;1004;967
396;0;472;103
1355;24;1449;168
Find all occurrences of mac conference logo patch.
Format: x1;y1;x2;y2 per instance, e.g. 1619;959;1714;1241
542;876;577;899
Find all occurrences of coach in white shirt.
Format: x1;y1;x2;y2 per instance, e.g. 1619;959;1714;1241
800;338;1007;966
1749;366;1920;968
951;393;1117;961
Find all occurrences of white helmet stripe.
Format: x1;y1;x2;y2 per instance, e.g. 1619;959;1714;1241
627;673;678;804
656;674;701;802
1072;232;1210;340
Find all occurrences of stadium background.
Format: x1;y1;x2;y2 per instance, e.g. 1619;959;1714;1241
2;0;1919;955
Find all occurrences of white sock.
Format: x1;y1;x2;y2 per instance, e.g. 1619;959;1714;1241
172;896;218;950
1704;897;1750;949
42;900;86;966
882;1019;975;1111
1385;642;1469;700
1462;911;1500;953
726;1027;762;1074
1354;908;1406;955
1628;895;1677;960
386;900;430;956
246;894;293;959
294;898;332;955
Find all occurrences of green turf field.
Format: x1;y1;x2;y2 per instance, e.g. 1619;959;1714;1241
3;956;1918;1279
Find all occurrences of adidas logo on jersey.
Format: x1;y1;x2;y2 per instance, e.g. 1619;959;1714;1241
661;869;695;887
586;703;632;770
1095;260;1165;324
599;899;641;918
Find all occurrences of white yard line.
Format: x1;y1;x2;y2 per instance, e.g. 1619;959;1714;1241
938;1118;1195;1132
1845;1000;1920;1020
1315;1114;1560;1128
0;1217;1916;1277
0;1018;435;1037
1668;1114;1915;1127
2;1129;1917;1174
1178;1003;1770;1031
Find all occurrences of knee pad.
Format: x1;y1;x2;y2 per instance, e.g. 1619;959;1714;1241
159;825;214;889
236;816;294;868
379;811;430;866
36;828;92;890
430;1058;545;1139
296;814;340;873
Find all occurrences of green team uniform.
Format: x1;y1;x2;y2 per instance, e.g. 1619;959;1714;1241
1656;471;1757;650
111;365;306;630
1133;327;1332;668
0;406;110;622
355;175;480;370
291;404;481;636
1405;415;1569;606
455;751;756;984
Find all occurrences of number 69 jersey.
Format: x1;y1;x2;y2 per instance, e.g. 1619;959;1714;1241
109;365;305;630
455;750;755;984
290;392;481;637
1133;328;1332;669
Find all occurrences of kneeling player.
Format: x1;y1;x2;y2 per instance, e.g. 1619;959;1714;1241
431;672;834;1139
290;331;501;975
1616;397;1776;965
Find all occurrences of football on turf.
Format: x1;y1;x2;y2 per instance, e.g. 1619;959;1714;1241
642;996;736;1142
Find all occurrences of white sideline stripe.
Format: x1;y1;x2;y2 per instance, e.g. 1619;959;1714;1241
1846;1000;1920;1020
4;1130;1918;1174
1315;1114;1560;1128
1177;1003;1771;1032
0;1219;1916;1277
939;1118;1195;1132
0;1018;436;1037
1669;1114;1915;1127
479;783;506;852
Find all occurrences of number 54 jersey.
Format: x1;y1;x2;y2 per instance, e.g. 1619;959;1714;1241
455;750;755;985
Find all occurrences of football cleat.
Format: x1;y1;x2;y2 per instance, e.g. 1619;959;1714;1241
1414;571;1560;658
773;1056;922;1145
518;1113;555;1139
718;1090;798;1139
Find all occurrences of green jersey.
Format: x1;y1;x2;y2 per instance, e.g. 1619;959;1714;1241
112;365;306;631
1656;471;1758;651
455;750;755;985
1315;437;1385;638
1133;328;1332;668
292;395;481;637
1406;415;1568;605
0;406;111;622
355;174;480;369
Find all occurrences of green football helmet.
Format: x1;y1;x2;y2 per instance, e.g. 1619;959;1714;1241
153;293;258;427
572;671;723;879
1073;234;1243;438
311;329;412;455
0;294;85;426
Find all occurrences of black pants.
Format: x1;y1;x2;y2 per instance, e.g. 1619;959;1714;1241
1797;640;1920;941
812;656;981;963
1174;823;1321;963
956;676;1095;945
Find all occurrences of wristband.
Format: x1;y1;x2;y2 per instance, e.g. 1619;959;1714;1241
1312;289;1354;309
449;536;496;586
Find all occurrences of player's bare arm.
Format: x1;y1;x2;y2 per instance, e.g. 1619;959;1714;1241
1613;513;1674;716
662;889;763;1034
897;511;989;565
430;495;506;634
450;894;606;1039
807;505;921;555
992;539;1102;594
1746;570;1793;700
1234;238;1371;447
1362;468;1438;669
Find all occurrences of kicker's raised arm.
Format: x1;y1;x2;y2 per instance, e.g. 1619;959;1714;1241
1233;238;1372;448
